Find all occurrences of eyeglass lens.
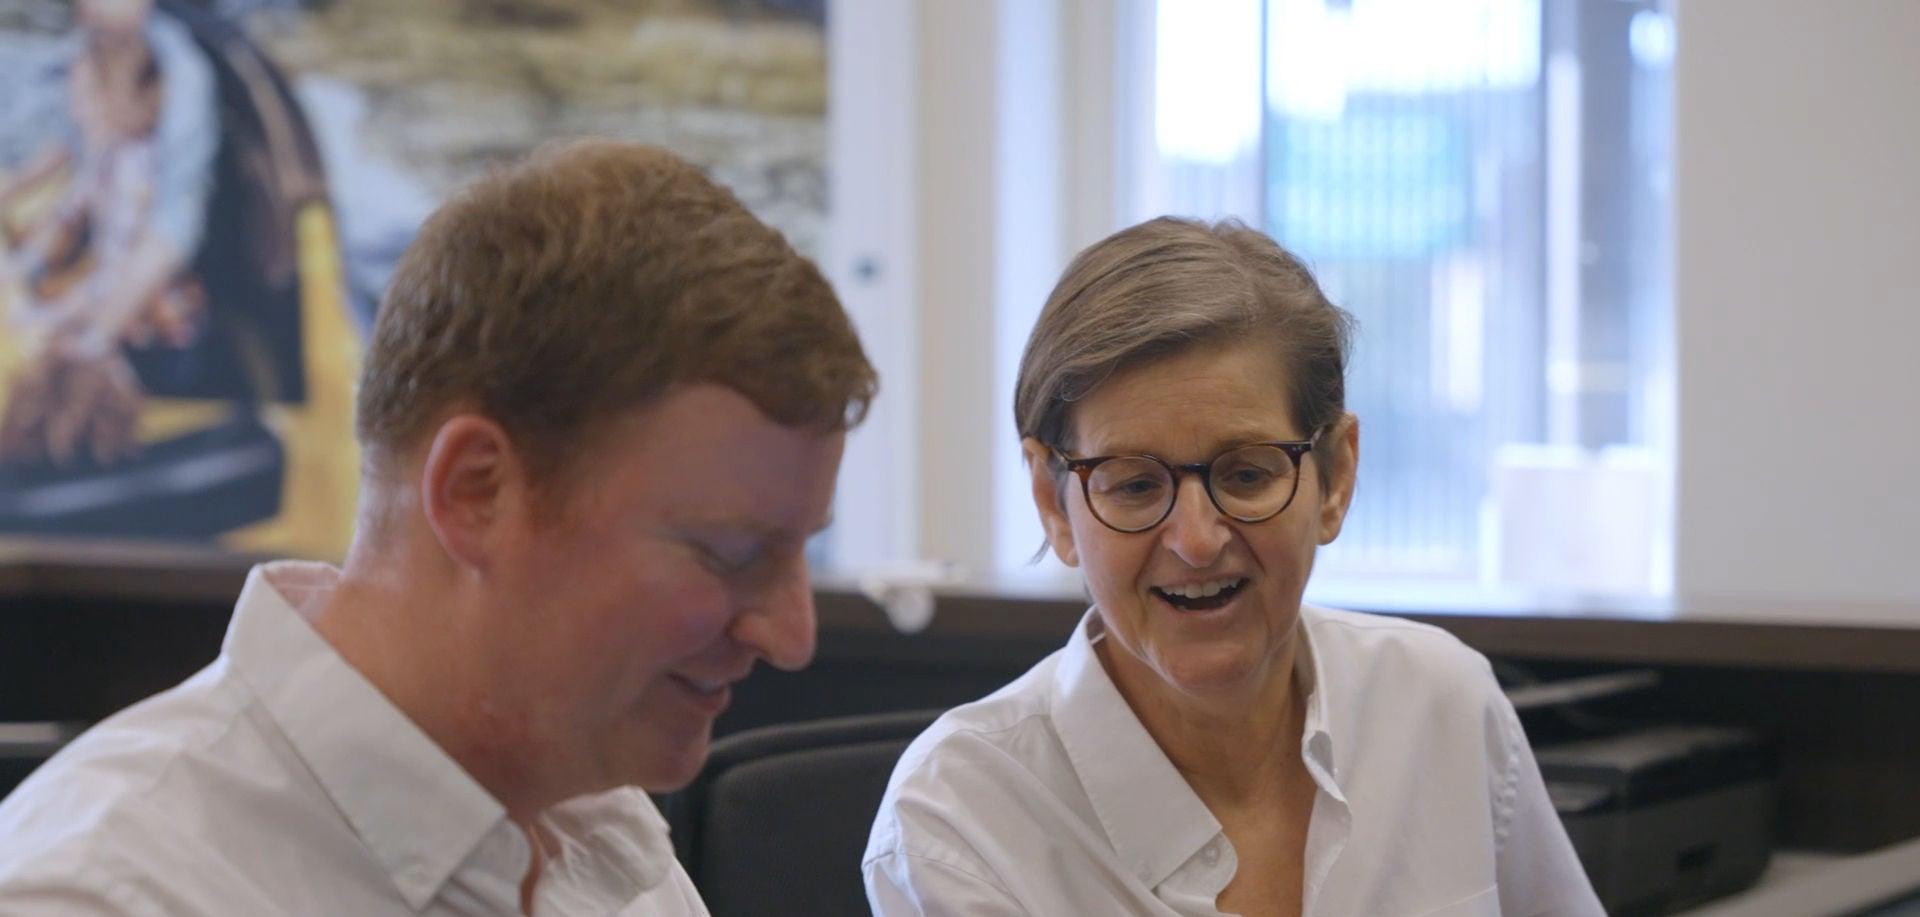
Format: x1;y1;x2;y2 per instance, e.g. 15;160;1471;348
1083;444;1300;531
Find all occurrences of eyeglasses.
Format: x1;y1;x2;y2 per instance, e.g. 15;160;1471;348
1053;440;1316;534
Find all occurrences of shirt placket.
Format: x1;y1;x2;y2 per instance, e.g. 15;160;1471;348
1156;830;1239;916
1299;731;1350;917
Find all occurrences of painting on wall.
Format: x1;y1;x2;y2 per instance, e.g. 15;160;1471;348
0;0;828;560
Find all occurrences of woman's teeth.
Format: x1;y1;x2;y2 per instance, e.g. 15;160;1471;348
1152;578;1248;609
1162;578;1242;599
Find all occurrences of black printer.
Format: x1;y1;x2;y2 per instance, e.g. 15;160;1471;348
1537;724;1775;916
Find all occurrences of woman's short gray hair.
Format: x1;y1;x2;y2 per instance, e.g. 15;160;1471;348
1013;217;1355;486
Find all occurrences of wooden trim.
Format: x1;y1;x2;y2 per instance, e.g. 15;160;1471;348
1396;613;1920;675
0;540;256;606
814;588;1920;676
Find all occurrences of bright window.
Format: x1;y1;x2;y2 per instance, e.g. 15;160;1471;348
1128;0;1676;598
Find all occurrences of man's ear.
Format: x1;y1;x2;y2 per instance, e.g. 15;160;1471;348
419;415;526;571
1316;413;1360;546
1022;437;1079;568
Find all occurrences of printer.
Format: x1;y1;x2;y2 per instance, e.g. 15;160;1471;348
1538;723;1775;915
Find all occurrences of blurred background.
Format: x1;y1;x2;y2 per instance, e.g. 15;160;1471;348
2;0;1911;619
823;0;1916;623
2;2;1918;914
0;0;827;559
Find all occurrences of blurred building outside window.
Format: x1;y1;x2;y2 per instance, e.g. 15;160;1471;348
1121;0;1677;602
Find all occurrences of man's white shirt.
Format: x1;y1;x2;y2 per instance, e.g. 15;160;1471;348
0;561;708;916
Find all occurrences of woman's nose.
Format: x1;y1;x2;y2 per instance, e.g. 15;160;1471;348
1159;475;1231;567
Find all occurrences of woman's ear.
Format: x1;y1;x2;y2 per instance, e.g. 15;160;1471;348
1022;437;1079;567
419;414;527;572
1316;413;1360;545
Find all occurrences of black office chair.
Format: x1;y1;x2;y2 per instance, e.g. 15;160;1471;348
666;709;943;917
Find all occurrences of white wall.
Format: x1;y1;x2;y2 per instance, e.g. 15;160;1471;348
914;0;1004;580
824;0;922;572
827;0;1112;588
1674;0;1920;607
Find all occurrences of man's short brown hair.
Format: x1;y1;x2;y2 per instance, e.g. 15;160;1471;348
355;140;876;484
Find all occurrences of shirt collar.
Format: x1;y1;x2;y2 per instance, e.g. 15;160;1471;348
1296;604;1345;802
532;787;676;914
225;561;512;909
222;561;672;913
1048;606;1348;889
1048;610;1224;889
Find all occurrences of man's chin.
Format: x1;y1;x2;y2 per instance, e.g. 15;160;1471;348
628;739;712;793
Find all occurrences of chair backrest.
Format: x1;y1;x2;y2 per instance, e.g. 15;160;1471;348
667;709;943;917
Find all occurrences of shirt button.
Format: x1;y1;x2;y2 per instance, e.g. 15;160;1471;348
1201;841;1222;866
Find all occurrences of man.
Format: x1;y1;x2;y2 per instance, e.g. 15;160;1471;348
0;140;877;915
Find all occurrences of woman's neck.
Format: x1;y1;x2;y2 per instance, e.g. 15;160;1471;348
1096;634;1309;809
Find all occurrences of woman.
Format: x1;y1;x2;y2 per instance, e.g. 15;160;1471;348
864;218;1603;916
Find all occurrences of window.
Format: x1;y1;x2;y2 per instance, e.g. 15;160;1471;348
1127;0;1676;598
819;0;1674;612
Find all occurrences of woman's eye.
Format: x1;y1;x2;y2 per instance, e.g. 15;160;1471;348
1095;475;1165;505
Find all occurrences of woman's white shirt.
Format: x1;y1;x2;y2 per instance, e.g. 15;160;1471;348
863;605;1604;917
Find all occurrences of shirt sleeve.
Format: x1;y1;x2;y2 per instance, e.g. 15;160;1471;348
1491;695;1608;917
0;861;168;917
0;891;143;917
865;851;1028;917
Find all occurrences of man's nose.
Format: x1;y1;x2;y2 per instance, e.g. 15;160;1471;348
727;556;818;671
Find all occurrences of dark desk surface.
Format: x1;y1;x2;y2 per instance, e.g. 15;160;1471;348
0;538;259;606
2;537;1918;673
